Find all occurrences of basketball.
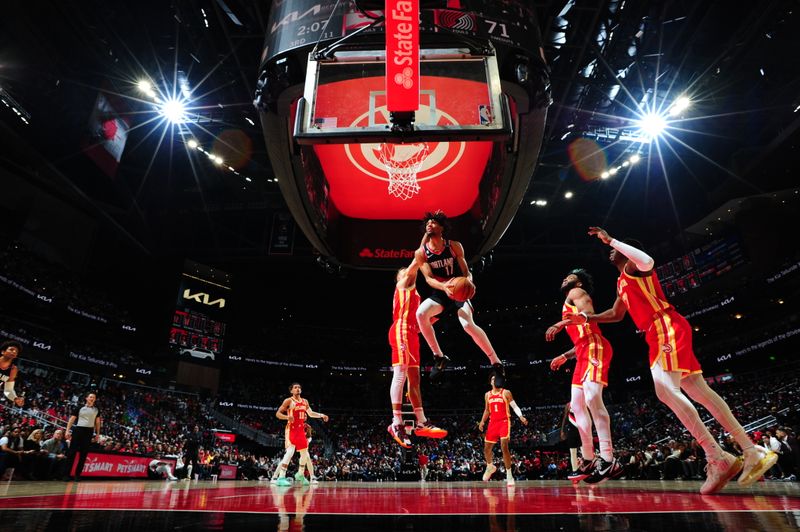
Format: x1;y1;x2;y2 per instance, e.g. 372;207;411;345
448;276;476;302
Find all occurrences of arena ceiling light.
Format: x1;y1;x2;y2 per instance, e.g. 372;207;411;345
668;96;691;116
159;98;188;125
636;112;667;141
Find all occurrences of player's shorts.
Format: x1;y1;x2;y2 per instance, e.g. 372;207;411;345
427;287;468;312
646;309;702;377
288;427;308;451
485;418;510;443
389;322;420;367
571;333;613;387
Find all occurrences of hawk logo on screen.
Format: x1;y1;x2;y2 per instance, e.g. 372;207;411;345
183;289;226;308
345;104;465;185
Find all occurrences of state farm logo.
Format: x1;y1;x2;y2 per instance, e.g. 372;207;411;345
394;66;414;89
359;248;414;259
388;1;415;69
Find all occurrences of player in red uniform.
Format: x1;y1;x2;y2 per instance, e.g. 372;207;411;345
478;373;528;487
547;269;622;483
415;211;505;383
388;251;448;447
275;383;328;485
568;227;777;494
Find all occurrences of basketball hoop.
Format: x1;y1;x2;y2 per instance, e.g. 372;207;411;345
377;142;429;200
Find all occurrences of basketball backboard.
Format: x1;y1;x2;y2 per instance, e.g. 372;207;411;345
294;48;512;144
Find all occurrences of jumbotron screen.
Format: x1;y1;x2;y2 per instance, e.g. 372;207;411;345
168;262;231;359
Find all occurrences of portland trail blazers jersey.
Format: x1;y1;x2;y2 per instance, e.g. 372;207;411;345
487;389;510;423
562;302;604;344
424;240;457;281
617;269;673;330
0;362;16;385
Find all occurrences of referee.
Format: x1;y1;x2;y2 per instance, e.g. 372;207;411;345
65;391;102;481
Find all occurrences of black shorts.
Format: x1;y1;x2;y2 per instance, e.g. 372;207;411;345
426;288;469;313
565;423;580;449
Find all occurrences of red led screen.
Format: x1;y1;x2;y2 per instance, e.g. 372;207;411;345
310;76;492;219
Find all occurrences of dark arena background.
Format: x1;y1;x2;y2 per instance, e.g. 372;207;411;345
1;1;799;531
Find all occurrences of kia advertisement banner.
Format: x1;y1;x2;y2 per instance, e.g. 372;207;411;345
69;453;175;478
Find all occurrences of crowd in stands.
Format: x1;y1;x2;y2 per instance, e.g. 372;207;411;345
2;353;799;483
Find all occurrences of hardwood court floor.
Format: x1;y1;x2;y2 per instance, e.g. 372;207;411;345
0;479;798;531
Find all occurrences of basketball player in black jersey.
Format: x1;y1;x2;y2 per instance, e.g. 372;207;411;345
1;341;25;407
414;211;504;383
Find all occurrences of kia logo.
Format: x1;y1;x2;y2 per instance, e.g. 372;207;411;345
183;289;226;308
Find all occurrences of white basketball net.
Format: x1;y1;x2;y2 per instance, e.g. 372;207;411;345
377;142;430;200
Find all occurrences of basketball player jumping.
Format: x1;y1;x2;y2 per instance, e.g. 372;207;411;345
388;250;448;447
415;211;505;383
478;373;528;487
275;383;328;486
567;227;777;494
1;341;25;407
547;269;622;484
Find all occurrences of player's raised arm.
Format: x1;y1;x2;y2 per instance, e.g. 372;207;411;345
567;296;627;325
588;227;654;273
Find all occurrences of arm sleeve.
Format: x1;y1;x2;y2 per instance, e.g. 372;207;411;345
509;400;524;418
3;381;17;401
610;239;655;271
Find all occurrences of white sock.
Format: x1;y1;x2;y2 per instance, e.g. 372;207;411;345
414;407;427;424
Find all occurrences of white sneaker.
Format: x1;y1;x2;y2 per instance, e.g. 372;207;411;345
482;463;497;482
700;452;742;495
739;445;779;486
506;475;515;487
310;478;319;484
270;478;278;484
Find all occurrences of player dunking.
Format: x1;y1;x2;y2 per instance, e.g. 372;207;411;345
415;211;504;383
478;374;528;487
547;269;622;483
388;251;448;447
568;227;778;494
275;383;328;486
1;341;25;407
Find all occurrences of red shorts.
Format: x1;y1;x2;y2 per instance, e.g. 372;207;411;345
571;334;612;387
485;418;510;443
646;309;702;376
288;426;308;451
389;322;420;367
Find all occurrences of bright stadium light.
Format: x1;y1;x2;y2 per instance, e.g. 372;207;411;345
564;191;574;199
137;79;152;93
600;171;610;179
187;138;198;149
668;96;691;116
637;112;667;141
629;154;641;164
160;98;187;124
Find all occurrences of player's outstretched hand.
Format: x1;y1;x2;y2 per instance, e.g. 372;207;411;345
588;226;613;244
550;354;567;371
520;416;528;426
564;312;586;325
322;414;329;422
545;323;563;341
